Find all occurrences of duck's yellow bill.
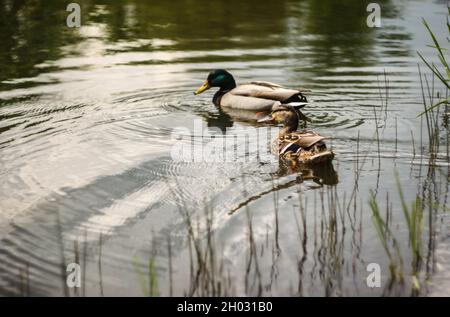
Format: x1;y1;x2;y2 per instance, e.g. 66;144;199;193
194;81;210;95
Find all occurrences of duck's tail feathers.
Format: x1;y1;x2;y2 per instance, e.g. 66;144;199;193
283;92;309;105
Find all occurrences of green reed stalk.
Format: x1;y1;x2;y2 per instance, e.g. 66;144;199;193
418;14;450;116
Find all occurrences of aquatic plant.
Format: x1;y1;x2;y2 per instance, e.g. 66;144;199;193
418;9;450;115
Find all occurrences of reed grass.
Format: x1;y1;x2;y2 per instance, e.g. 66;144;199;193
369;175;426;296
418;12;450;116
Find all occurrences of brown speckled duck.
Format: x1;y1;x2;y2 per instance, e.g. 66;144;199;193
194;69;309;111
258;105;334;165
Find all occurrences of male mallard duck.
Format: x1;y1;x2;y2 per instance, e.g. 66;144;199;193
194;69;309;111
258;105;334;165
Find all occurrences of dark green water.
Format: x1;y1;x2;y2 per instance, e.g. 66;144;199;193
0;0;449;296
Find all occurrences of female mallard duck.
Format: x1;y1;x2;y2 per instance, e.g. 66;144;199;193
258;105;334;165
194;69;309;111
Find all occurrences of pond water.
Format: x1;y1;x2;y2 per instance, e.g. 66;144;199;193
0;0;449;296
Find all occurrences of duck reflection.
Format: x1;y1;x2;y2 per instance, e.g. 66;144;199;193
201;107;272;132
203;107;312;132
228;161;338;215
277;160;339;186
203;108;234;133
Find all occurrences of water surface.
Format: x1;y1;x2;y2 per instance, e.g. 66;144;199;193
0;0;449;296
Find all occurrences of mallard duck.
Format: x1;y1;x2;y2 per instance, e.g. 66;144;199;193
258;105;334;165
194;69;309;111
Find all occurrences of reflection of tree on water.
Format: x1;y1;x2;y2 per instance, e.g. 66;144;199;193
286;0;408;80
228;161;338;214
0;1;79;86
0;0;408;89
302;0;382;69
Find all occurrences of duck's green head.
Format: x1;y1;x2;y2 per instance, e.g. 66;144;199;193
194;69;236;95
